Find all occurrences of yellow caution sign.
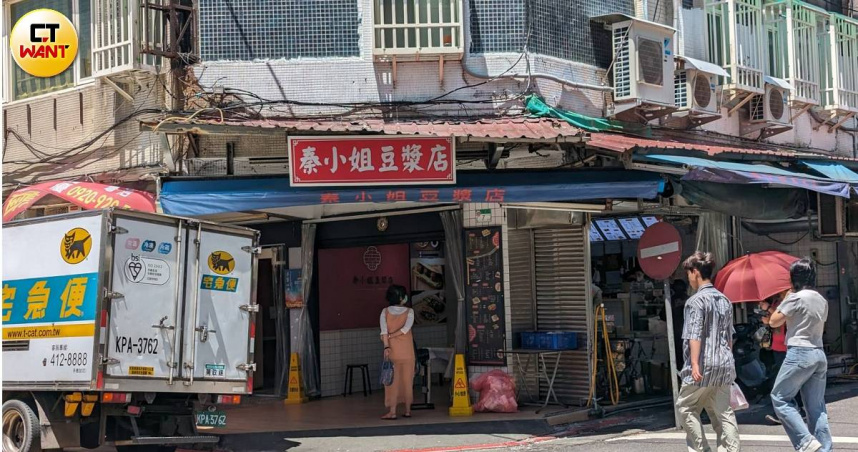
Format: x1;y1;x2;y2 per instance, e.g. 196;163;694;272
449;354;473;417
284;352;308;405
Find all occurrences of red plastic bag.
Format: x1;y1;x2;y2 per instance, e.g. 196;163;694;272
470;369;518;413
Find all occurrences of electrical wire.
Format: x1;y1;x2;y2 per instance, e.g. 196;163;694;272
764;232;809;246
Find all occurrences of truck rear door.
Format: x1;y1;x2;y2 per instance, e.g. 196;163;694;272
181;224;256;385
105;214;184;381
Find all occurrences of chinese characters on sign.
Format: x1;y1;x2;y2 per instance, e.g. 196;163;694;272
313;188;507;205
2;274;99;340
289;136;455;186
200;275;239;293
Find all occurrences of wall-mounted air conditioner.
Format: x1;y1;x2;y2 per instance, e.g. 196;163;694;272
817;193;858;237
592;13;677;123
666;56;727;128
743;76;793;138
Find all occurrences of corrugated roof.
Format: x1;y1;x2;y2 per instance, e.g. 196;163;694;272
145;117;585;141
588;132;858;163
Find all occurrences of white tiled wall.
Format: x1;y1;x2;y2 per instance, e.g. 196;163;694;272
319;324;448;397
740;231;839;288
462;203;515;397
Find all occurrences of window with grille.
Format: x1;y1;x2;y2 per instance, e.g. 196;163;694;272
820;14;858;111
763;1;825;105
373;0;464;58
705;0;765;93
8;0;91;101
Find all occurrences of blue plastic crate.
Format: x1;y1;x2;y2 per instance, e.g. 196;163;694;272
539;332;578;350
520;332;539;349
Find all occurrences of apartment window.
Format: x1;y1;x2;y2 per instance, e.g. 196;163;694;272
373;0;464;57
8;0;92;100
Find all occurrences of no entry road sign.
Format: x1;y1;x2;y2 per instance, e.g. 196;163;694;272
637;222;683;280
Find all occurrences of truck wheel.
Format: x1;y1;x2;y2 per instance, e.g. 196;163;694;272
2;399;40;452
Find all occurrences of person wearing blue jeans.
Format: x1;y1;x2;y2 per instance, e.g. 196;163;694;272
767;258;831;452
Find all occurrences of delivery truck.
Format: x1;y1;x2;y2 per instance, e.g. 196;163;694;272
2;209;260;451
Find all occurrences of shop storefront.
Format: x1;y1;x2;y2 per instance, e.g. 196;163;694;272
158;133;668;420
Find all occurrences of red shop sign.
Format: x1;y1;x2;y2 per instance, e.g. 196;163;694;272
289;135;456;186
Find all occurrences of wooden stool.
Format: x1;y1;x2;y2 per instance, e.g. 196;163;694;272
342;364;371;397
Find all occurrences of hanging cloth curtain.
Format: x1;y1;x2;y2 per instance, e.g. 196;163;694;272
440;210;467;353
296;223;321;397
695;211;731;277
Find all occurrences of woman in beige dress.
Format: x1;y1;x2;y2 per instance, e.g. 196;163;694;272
380;284;415;420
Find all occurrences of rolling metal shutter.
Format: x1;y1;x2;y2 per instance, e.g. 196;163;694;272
508;229;536;340
507;229;538;397
533;227;591;404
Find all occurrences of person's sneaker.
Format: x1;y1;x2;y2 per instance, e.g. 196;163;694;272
765;414;782;425
800;438;823;452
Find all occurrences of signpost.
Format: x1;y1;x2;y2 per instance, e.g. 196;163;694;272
637;221;683;429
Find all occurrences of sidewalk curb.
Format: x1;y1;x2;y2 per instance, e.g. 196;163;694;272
387;413;643;452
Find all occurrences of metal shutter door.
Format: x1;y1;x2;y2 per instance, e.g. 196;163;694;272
507;229;538;397
508;229;536;340
533;227;590;403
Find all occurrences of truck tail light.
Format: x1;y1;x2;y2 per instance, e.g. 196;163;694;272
216;395;241;405
102;392;131;404
127;405;142;415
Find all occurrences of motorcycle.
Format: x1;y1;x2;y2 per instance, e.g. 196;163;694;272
732;310;778;400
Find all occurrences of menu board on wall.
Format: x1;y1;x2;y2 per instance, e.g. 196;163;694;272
465;227;506;366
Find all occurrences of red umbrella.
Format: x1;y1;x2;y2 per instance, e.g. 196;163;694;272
714;251;799;303
3;181;156;222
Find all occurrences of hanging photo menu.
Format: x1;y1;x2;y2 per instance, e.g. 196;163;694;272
465;226;506;366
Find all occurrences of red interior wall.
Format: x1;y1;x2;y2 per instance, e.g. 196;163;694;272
318;244;411;331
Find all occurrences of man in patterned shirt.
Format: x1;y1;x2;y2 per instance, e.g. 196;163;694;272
676;251;740;452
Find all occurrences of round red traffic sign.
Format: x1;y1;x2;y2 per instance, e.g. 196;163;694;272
637;222;683;280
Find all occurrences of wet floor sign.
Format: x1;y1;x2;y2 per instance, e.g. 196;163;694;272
449;354;473;417
285;353;308;405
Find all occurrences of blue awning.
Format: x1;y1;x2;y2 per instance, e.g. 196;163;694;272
639;154;852;198
159;171;665;216
801;161;858;184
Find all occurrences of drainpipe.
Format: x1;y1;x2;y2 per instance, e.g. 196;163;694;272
674;0;684;57
459;0;612;93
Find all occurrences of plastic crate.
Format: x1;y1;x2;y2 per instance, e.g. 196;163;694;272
538;332;578;350
521;331;578;350
520;332;539;349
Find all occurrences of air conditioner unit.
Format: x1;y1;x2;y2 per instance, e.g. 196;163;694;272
750;84;790;124
665;56;727;129
592;14;677;122
817;193;858;237
743;77;793;138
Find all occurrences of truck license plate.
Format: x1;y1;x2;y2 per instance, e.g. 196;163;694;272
195;411;227;428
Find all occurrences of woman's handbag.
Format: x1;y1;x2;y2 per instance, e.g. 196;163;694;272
380;358;394;386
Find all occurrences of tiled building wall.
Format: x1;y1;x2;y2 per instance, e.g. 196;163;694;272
199;0;360;61
3;76;168;189
319;324;447;397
